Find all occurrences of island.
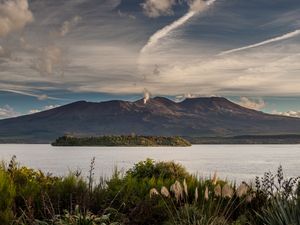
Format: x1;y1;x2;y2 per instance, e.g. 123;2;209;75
51;135;191;147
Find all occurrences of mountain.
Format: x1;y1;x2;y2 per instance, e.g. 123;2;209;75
1;97;300;143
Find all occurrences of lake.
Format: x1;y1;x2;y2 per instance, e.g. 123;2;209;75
0;144;299;182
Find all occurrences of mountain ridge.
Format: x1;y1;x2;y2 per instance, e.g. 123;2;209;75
1;97;300;143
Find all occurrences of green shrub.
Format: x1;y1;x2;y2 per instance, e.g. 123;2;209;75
0;169;16;224
126;159;189;180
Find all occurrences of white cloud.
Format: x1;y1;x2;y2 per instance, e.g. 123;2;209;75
236;97;265;110
141;0;176;18
273;110;300;118
28;104;60;114
0;105;19;119
0;0;33;37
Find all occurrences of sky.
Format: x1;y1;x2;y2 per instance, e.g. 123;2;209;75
0;0;300;119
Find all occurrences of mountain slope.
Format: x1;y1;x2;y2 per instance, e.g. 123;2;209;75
1;97;300;143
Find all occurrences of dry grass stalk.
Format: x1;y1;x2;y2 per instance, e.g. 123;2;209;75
195;187;199;202
183;179;188;197
212;171;218;185
204;186;209;200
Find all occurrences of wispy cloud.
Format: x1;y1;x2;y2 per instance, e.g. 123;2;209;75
236;97;265;110
54;16;82;37
0;105;19;119
0;89;65;100
219;29;300;56
141;0;176;18
31;45;67;76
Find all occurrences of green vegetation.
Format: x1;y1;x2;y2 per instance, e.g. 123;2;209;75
186;134;300;144
0;157;299;224
52;135;191;147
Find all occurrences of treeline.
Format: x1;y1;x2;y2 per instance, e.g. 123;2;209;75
52;135;191;146
185;134;300;144
0;157;299;225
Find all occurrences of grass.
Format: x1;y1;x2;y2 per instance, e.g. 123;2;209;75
0;157;299;225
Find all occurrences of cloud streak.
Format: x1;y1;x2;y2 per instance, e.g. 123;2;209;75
0;89;66;101
141;0;216;53
219;29;300;56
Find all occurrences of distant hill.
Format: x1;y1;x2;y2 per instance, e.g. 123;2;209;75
1;97;300;143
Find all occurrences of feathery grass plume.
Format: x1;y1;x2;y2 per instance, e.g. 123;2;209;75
170;181;183;202
222;184;233;198
246;193;256;203
161;186;170;198
236;182;248;197
214;184;221;197
183;179;188;197
212;171;218;185
150;188;159;198
195;187;199;202
204;186;209;200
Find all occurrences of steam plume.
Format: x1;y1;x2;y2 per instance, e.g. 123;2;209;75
219;29;300;56
141;0;216;53
143;88;151;104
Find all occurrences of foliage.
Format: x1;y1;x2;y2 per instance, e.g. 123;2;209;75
0;157;299;225
0;167;15;223
52;135;191;147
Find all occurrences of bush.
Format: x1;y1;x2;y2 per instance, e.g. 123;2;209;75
126;159;189;180
0;169;16;224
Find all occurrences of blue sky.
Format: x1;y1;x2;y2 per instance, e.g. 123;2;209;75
0;0;300;118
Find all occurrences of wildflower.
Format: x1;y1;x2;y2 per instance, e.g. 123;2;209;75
183;179;188;196
212;171;218;185
204;186;209;200
170;180;183;202
222;184;233;198
150;188;159;198
214;184;221;197
161;186;170;198
195;187;199;202
236;183;248;197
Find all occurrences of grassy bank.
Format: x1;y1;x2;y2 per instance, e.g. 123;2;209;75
0;157;299;225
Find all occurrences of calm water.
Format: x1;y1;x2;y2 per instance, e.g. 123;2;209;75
0;144;300;182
